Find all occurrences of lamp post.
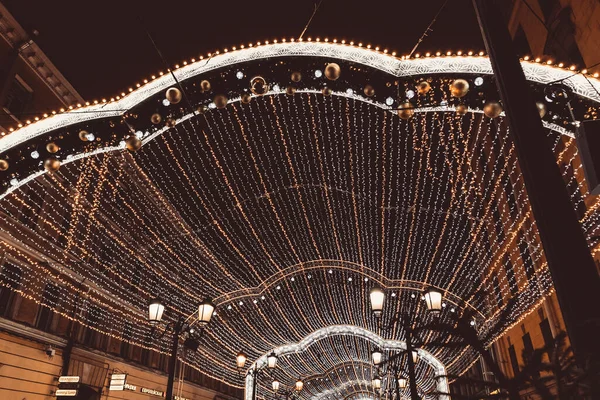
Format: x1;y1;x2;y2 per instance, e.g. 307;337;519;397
148;297;214;400
370;287;385;318
372;348;383;366
423;289;442;314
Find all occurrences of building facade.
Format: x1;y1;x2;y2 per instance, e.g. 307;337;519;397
0;1;83;135
0;3;240;399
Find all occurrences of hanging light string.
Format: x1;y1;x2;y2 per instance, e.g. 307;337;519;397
299;0;325;40
408;0;450;59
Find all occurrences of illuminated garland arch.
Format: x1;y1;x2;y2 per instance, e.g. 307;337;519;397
244;325;449;400
0;41;597;198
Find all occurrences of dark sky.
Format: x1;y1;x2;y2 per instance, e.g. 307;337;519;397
4;0;484;100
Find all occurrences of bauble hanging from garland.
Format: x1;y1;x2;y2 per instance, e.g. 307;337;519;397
151;113;162;124
455;104;468;116
44;157;60;172
322;87;332;96
363;85;375;97
166;87;182;104
78;130;89;141
291;71;302;82
286;86;296;95
450;79;469;98
483;101;503;118
200;80;211;92
250;77;269;96
325;63;341;81
126;135;142;152
417;81;431;95
214;95;228;109
241;93;252;104
0;159;8;171
46;143;60;153
397;102;414;120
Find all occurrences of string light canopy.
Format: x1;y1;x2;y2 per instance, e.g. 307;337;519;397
0;42;598;400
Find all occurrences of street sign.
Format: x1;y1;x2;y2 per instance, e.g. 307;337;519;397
55;389;78;396
109;373;127;391
58;376;80;383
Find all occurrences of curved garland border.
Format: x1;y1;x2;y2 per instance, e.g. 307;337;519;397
244;325;449;400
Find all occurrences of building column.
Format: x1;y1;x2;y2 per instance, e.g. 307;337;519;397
473;0;600;364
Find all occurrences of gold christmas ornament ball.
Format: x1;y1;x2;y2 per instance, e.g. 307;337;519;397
151;113;162;124
166;118;176;127
214;94;228;109
0;159;8;171
78;130;89;141
536;102;547;118
46;142;60;153
250;76;269;96
286;86;296;95
291;71;302;82
417;81;431;95
363;85;375;97
200;80;211;92
322;87;332;96
241;93;252;104
165;87;182;104
450;79;470;98
324;63;341;81
196;104;208;114
397;102;415;120
483;101;503;118
126;135;142;152
455;104;468;116
44;157;61;172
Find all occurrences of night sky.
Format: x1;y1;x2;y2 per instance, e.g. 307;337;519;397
4;0;484;100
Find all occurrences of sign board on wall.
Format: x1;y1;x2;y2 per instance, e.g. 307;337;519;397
109;373;127;391
141;387;165;397
55;389;78;397
58;376;80;383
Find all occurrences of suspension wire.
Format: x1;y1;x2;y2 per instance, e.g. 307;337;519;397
299;0;324;40
520;0;600;99
408;0;450;58
136;15;199;116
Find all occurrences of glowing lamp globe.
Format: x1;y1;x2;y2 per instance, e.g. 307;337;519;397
198;298;215;326
424;289;443;313
412;350;418;364
236;351;247;369
372;376;382;390
397;377;407;389
267;352;278;368
272;380;280;392
148;298;165;324
372;349;382;365
370;287;385;317
295;378;303;391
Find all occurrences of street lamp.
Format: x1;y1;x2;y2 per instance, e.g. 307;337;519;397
272;380;280;392
198;298;215;326
372;348;382;366
370;287;385;317
397;377;407;389
148;298;165;325
411;350;418;364
295;378;303;391
267;352;278;368
423;288;442;314
147;297;214;400
236;351;247;369
372;376;382;390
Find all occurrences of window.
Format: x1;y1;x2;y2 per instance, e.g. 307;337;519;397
508;344;519;375
503;255;518;295
518;231;537;288
522;332;534;358
0;262;23;317
493;275;503;307
540;319;554;347
4;75;33;117
120;322;133;358
36;283;58;332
